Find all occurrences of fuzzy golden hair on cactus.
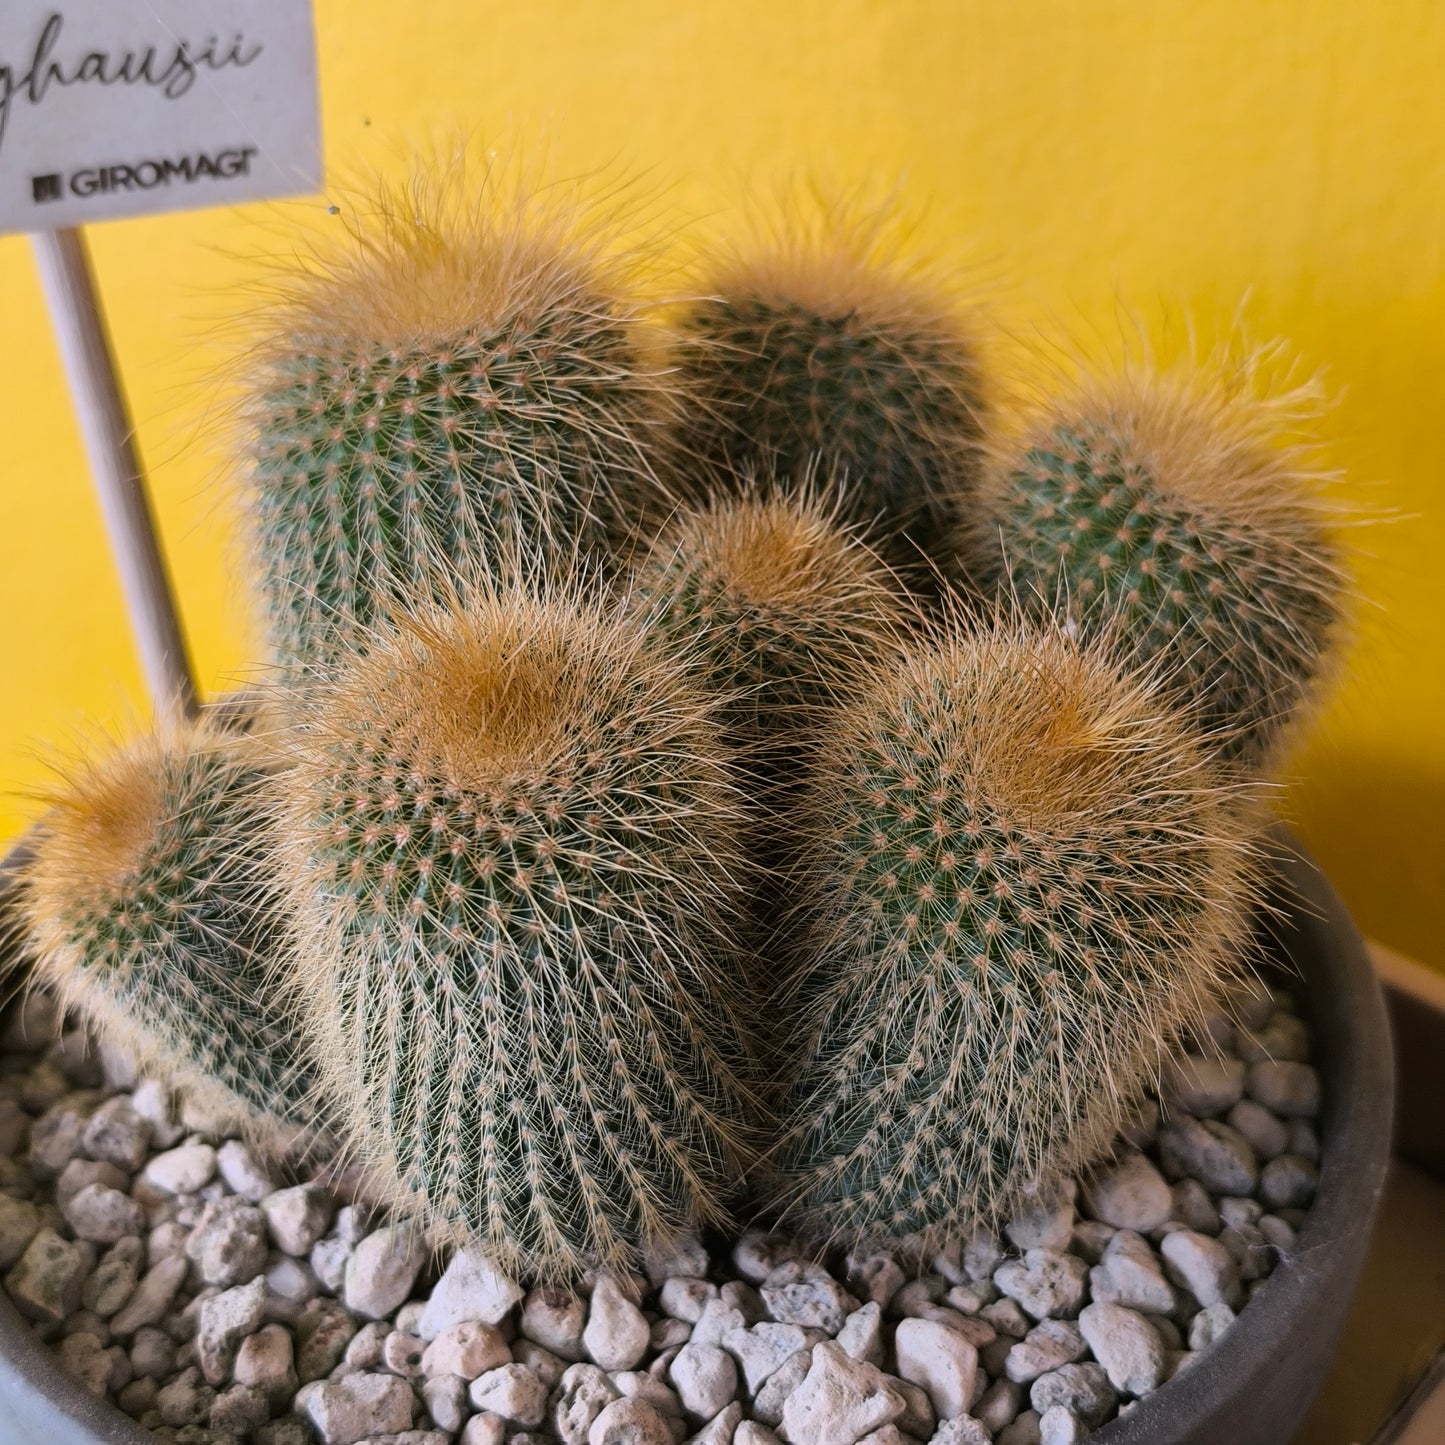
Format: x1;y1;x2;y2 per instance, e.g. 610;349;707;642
969;345;1347;764
667;194;988;579
632;486;909;785
241;153;678;675
766;613;1262;1253
272;580;758;1278
19;719;322;1149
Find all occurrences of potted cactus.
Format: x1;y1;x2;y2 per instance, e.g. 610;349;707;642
0;167;1391;1445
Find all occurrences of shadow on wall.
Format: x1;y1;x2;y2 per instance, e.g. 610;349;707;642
1289;753;1445;974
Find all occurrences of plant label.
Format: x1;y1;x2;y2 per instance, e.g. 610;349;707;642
0;1;320;234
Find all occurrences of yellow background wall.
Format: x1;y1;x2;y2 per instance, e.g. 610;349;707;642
2;1;1443;965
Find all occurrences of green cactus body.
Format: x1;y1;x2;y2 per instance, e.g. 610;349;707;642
21;723;319;1145
276;589;755;1278
982;371;1343;761
632;493;904;773
672;234;984;575
770;621;1257;1250
248;179;671;674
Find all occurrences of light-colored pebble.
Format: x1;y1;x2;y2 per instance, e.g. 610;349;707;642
80;1097;150;1172
297;1297;359;1382
187;1195;270;1287
1160;1230;1242;1308
263;1183;334;1256
780;1341;905;1445
1006;1185;1077;1252
460;1414;507;1445
1038;1403;1087;1445
196;1275;267;1384
422;1372;470;1432
1157;1117;1258;1196
847;1251;907;1308
1082;1152;1173;1233
689;1400;744;1443
1226;1099;1289;1159
1165;1055;1246;1116
110;1253;188;1335
894;1317;979;1420
1260;1154;1319;1210
588;1395;673;1445
141;1140;216;1194
235;1321;298;1408
733;1231;801;1285
383;1328;427;1377
1030;1362;1116;1427
668;1340;737;1419
723;1320;812;1392
305;1372;416;1444
977;1376;1027;1434
420;1318;510;1380
747;1349;812;1427
1087;1230;1174;1314
1004;1319;1087;1383
735;1423;784;1445
62;1181;144;1243
4;1226;90;1321
522;1284;587;1359
157;1364;215;1427
469;1362;546;1426
212;1381;272;1436
128;1079;183;1148
1188;1300;1236;1350
418;1247;523;1339
57;1330;111;1397
1078;1301;1166;1395
836;1301;885;1366
1247;1061;1321;1117
584;1274;650;1371
999;1409;1044;1445
553;1361;619;1444
994;1250;1089;1321
345;1224;426;1320
0;1195;41;1268
761;1259;859;1334
216;1138;275;1201
929;1418;993;1444
660;1275;716;1324
1169;1179;1222;1234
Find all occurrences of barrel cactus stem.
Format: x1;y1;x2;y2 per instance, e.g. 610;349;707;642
274;583;758;1278
972;350;1346;763
768;614;1261;1252
20;720;321;1149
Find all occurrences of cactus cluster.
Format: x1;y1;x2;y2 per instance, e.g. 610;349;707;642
972;359;1344;762
246;170;673;675
20;720;320;1148
271;586;756;1277
9;162;1353;1276
668;208;986;577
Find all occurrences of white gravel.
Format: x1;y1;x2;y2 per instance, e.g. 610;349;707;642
0;980;1322;1442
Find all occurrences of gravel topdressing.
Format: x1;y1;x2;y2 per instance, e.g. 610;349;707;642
0;976;1322;1445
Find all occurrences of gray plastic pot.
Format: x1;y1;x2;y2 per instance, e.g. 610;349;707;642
0;831;1392;1445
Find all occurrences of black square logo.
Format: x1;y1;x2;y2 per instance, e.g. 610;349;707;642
32;173;62;203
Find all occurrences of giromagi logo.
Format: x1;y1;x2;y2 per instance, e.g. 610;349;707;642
32;147;260;204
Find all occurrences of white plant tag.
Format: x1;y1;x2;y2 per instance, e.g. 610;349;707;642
0;1;320;234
